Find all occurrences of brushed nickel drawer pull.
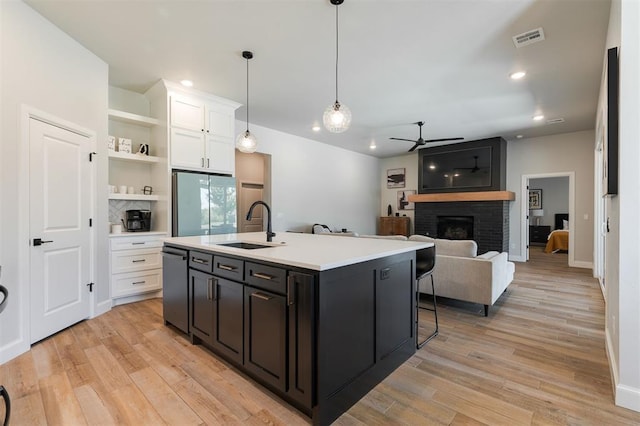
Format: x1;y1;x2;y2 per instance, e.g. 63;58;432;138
251;292;273;301
207;278;214;300
218;264;237;271
252;272;274;280
191;257;208;265
132;281;146;285
131;242;146;245
132;259;146;263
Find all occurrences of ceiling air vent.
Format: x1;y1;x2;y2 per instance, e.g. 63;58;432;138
546;118;565;125
512;27;545;48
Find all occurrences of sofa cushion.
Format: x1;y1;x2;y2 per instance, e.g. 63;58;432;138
435;238;477;258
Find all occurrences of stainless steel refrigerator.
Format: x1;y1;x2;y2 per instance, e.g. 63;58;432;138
172;171;237;236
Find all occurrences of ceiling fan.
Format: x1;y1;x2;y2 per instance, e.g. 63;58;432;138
390;121;464;152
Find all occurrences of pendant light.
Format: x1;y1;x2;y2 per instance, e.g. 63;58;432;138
236;50;258;153
323;0;351;133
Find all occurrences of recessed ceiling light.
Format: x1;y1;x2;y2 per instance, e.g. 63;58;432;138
369;142;376;150
429;164;436;170
312;125;321;132
533;114;545;121
510;71;526;80
516;134;524;139
180;80;193;87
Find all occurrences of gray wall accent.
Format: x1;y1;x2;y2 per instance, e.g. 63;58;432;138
507;130;595;264
529;176;569;229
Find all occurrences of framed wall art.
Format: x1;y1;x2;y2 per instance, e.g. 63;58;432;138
528;189;542;209
397;190;415;210
387;168;405;188
603;46;619;196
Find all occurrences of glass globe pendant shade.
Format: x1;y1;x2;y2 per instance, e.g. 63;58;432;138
236;130;257;153
323;101;351;133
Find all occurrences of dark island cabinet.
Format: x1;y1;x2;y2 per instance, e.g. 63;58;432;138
243;286;287;391
287;271;315;410
189;270;244;365
189;269;215;345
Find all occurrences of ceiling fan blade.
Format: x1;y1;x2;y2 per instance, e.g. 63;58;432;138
408;143;420;152
423;137;465;143
390;137;418;142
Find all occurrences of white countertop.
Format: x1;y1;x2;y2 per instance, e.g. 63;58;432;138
163;232;432;271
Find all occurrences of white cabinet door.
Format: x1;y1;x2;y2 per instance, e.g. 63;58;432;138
170;95;205;131
206;135;235;175
171;128;205;170
206;103;235;138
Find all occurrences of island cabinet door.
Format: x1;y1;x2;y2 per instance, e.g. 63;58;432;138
211;277;244;365
376;257;414;360
287;272;315;410
243;286;287;392
189;269;215;346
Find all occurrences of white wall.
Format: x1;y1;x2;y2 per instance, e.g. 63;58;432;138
507;131;595;265
602;0;640;412
380;154;418;234
529;177;569;228
239;122;381;235
0;0;108;362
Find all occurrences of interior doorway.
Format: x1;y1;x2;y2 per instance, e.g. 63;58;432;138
521;172;574;266
235;151;272;233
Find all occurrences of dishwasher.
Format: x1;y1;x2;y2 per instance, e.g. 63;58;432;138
161;246;189;334
1;266;11;426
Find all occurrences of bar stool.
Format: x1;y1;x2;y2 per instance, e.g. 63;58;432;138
414;244;438;348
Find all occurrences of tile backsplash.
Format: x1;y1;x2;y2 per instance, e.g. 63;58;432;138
109;200;152;225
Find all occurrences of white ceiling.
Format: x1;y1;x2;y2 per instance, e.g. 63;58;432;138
25;0;611;158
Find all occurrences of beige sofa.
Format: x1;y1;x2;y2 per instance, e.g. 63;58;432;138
409;235;515;316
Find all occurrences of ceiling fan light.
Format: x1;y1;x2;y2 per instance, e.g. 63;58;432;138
236;130;257;153
323;101;351;133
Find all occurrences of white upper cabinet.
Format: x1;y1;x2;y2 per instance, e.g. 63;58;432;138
168;92;238;174
170;96;205;131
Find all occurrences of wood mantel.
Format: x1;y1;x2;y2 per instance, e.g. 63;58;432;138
408;191;516;203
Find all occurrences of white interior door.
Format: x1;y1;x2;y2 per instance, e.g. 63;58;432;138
29;118;91;343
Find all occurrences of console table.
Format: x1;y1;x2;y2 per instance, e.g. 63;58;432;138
379;216;410;237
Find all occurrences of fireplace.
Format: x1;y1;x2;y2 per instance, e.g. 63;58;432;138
415;201;509;254
437;216;473;240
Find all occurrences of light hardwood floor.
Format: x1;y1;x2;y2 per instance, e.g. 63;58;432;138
2;247;640;425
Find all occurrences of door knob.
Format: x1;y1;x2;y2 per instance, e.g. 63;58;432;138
33;238;53;246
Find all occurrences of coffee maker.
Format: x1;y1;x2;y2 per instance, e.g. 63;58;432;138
124;210;151;232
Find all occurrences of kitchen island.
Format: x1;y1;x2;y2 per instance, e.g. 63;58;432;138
162;232;431;425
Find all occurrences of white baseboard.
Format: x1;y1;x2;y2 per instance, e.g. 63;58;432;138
509;254;526;262
605;327;640;413
112;290;162;307
616;384;640;412
570;260;593;269
0;337;29;365
92;299;112;318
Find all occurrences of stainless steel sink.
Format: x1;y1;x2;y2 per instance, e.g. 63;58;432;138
217;241;273;250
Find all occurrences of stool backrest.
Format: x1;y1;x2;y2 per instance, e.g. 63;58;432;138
416;245;436;280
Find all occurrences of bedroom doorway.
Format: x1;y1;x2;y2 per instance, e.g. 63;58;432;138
521;172;574;266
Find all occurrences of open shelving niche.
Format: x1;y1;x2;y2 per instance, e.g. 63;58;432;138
108;107;168;235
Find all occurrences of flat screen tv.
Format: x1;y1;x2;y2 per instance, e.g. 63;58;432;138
420;146;491;190
417;137;506;193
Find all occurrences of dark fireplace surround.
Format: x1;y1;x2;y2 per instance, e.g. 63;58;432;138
415;202;509;254
414;137;510;254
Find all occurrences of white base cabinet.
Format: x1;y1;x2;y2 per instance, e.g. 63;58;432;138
110;233;165;305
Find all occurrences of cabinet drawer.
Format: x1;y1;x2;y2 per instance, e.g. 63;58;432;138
213;256;244;281
245;262;286;295
112;248;161;274
189;250;214;272
111;236;164;251
112;269;162;298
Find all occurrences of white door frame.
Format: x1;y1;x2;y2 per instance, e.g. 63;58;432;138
594;139;606;298
520;172;575;265
19;106;97;346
